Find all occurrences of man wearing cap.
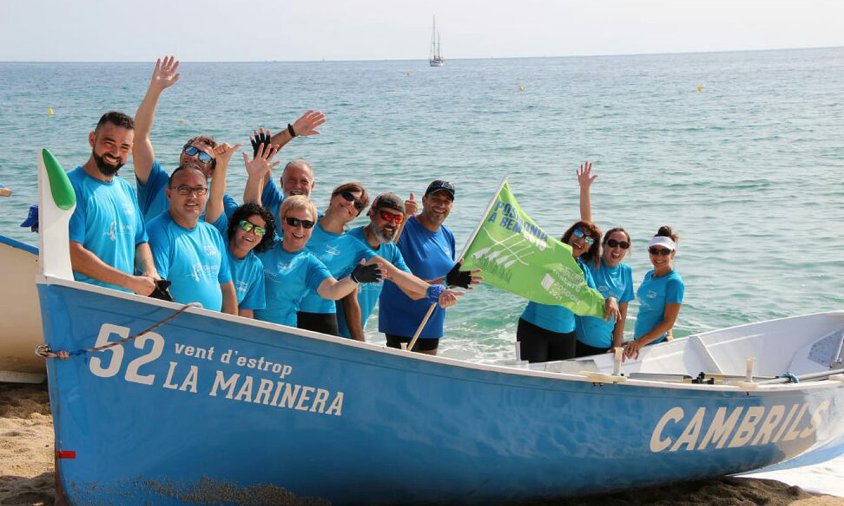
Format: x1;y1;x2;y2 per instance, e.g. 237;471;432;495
133;56;325;221
68;111;158;295
336;192;462;341
0;183;11;197
378;181;479;354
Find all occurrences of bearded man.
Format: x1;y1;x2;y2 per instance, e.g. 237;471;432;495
337;192;462;341
68;111;159;295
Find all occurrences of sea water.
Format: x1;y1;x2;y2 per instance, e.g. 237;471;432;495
1;47;843;493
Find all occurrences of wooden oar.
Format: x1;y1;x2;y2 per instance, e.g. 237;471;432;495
406;302;437;352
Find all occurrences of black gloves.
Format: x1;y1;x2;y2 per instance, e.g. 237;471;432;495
250;130;273;157
445;262;472;288
350;263;382;284
149;279;173;302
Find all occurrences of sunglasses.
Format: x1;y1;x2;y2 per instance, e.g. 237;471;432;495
172;185;208;196
606;239;630;249
379;209;404;224
648;247;672;256
183;146;214;164
239;219;266;237
573;228;595;246
285;217;315;229
338;191;364;210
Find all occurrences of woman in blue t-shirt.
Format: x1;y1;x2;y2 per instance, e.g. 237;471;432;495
517;220;619;363
223;203;276;318
623;226;685;361
574;161;635;357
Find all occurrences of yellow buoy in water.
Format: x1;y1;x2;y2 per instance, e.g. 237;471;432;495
178;118;186;124
518;85;525;92
47;108;55;116
697;85;703;92
405;71;411;77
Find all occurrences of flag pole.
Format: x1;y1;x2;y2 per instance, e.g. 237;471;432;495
456;175;509;262
406;302;437;352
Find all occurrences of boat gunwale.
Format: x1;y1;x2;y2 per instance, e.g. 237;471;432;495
0;234;38;255
37;273;844;395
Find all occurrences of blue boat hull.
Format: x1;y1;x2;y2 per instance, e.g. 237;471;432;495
40;279;844;505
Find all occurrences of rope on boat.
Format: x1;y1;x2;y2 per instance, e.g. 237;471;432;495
34;302;200;360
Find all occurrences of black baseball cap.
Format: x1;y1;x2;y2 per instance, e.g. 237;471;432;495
424;180;455;200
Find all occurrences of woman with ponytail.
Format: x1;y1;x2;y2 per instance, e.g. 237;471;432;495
623;226;685;361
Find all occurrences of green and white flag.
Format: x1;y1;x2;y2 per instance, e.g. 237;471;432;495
462;180;605;317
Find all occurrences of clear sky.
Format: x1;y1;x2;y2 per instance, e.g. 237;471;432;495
2;0;842;62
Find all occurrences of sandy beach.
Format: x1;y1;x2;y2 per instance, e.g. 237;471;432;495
1;383;842;506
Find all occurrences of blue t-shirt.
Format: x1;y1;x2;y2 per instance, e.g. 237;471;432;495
210;214;265;311
298;223;376;314
336;226;410;338
137;160;238;222
575;260;635;348
521;257;596;334
147;212;232;311
634;269;685;344
255;240;332;326
68;167;147;292
379;216;455;339
227;249;265;310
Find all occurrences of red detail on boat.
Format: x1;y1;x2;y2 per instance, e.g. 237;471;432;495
56;450;76;459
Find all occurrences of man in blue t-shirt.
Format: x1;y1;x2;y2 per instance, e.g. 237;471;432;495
379;181;479;355
337;192;462;341
68;111;159;295
146;166;236;313
133;56;324;222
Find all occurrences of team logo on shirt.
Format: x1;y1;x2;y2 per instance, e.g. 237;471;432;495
324;245;340;257
204;243;219;257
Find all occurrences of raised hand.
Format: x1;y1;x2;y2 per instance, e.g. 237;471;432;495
291;110;326;137
149;56;180;92
250;128;274;157
576;161;597;188
213;142;242;167
242;140;280;179
405;192;418;216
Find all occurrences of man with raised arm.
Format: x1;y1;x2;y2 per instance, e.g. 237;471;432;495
378;181;481;355
68;111;158;295
146;164;237;314
133;56;325;221
246;128;323;221
336;192;462;341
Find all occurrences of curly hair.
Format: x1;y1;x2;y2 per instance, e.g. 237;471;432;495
181;135;218;170
561;220;602;268
228;203;276;253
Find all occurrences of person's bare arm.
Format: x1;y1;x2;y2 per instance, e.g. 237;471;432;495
577;161;596;223
133;56;180;185
220;281;238;315
268;110;326;149
204;143;241;225
242;140;279;206
341;289;366;341
70;241;155;295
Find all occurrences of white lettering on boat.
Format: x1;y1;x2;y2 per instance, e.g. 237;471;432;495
209;371;344;416
87;323;345;418
650;400;831;453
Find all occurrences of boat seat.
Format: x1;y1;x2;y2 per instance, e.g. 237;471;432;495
788;329;844;375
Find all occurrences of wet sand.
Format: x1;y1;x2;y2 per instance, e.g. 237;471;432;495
1;382;842;506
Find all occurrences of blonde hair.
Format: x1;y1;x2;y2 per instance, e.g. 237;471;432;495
279;195;317;222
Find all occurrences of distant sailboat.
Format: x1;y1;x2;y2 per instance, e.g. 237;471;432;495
429;16;445;67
